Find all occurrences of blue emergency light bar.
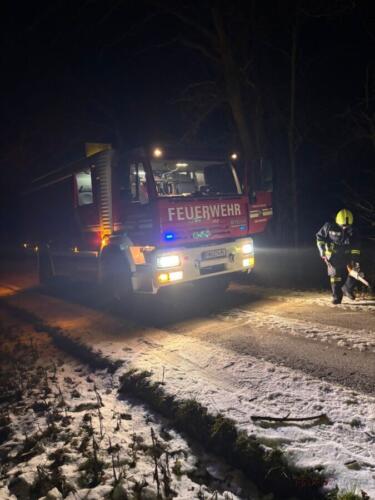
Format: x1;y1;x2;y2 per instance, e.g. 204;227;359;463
164;232;175;241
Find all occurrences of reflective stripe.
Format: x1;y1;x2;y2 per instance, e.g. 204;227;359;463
262;208;273;216
330;277;342;283
317;241;325;256
250;210;261;219
351;249;361;254
325;243;336;256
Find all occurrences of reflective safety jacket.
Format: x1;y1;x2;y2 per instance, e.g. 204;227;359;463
316;222;361;261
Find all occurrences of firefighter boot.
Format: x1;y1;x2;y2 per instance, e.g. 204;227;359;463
330;276;343;304
342;286;355;300
342;275;356;300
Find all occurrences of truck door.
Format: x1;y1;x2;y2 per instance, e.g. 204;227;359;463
116;158;155;246
71;167;101;281
248;158;273;234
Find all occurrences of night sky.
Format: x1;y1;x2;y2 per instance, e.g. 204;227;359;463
1;0;374;243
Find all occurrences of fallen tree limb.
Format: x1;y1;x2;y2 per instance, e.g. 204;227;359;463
251;413;328;422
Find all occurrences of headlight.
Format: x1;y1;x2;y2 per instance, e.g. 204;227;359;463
156;254;181;268
242;242;253;254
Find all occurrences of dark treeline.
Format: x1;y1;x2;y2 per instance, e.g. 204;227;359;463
1;0;374;245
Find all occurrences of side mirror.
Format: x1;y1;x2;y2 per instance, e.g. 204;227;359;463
120;186;132;200
249;192;257;204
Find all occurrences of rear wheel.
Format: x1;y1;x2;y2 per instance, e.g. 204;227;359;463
100;247;132;302
38;247;54;285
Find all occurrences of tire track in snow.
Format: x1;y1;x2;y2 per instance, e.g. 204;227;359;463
234;284;375;312
315;427;375;463
213;308;375;354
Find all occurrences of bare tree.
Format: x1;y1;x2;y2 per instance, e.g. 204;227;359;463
341;65;375;230
152;2;262;189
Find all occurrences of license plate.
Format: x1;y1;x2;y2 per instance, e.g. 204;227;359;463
202;248;226;260
192;230;211;239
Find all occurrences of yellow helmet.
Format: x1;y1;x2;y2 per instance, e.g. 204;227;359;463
336;208;353;226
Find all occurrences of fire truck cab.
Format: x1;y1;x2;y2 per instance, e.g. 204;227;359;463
27;144;272;296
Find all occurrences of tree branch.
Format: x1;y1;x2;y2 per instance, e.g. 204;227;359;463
179;96;224;142
179;36;220;63
251;413;329;422
153;3;217;45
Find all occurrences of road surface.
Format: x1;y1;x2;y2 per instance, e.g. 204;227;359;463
1;257;374;394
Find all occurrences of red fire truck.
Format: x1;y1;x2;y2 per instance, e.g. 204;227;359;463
25;144;272;296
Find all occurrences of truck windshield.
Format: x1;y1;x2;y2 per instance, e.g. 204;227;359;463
150;159;241;197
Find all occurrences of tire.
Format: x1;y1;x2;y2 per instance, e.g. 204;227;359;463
100;246;132;302
193;275;230;294
38;248;54;285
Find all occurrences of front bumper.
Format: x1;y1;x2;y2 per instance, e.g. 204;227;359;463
131;237;254;293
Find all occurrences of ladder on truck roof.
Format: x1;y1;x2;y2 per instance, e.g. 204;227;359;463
95;150;113;235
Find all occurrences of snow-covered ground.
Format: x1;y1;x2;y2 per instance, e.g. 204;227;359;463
236;284;375;312
1;278;375;497
0;311;255;499
214;306;375;353
83;329;375;497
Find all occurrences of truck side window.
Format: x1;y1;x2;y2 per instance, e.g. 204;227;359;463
75;170;93;206
130;163;149;204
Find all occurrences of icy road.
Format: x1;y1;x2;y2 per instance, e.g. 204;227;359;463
1;258;375;496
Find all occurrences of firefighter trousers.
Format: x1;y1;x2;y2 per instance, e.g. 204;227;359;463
328;260;356;301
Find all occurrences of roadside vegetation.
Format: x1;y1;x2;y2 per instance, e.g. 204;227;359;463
0;311;254;499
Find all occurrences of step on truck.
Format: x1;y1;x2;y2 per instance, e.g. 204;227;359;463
24;144;272;296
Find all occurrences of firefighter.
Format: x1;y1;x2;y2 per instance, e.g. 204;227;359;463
316;208;361;304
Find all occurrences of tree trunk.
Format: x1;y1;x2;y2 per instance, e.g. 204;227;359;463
211;7;255;192
288;21;299;247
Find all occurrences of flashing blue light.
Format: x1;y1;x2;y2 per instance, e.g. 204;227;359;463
164;232;175;241
240;225;246;231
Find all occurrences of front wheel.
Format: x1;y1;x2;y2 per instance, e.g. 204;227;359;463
193;275;230;295
100;247;133;302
